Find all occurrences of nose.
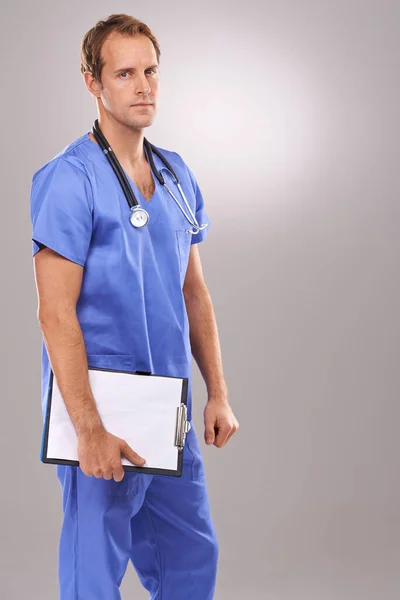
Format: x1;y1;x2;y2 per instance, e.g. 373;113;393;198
136;72;151;96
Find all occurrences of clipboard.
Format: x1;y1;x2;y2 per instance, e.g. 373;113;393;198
40;365;191;477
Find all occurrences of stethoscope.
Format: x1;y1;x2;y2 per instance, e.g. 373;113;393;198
91;119;208;234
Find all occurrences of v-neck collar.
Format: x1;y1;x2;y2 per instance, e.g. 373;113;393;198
122;141;161;205
86;131;168;207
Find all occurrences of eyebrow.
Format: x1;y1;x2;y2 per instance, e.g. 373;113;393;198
114;64;159;73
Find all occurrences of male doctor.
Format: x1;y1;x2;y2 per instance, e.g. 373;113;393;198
30;13;239;600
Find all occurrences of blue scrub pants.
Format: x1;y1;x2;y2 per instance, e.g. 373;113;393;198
55;421;219;599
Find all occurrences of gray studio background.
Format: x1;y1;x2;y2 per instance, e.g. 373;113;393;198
1;1;398;598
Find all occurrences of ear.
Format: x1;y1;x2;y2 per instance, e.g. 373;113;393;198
83;71;102;99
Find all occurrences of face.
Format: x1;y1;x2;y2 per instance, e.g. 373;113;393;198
86;32;159;130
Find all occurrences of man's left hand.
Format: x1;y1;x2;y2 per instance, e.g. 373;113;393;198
203;396;239;448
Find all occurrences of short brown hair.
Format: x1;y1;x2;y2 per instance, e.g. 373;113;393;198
80;13;161;84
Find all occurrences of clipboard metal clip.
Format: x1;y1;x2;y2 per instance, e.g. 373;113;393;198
175;403;191;451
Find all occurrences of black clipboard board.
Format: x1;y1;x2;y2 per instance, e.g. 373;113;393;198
40;366;190;477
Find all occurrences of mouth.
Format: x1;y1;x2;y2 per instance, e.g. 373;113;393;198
132;103;153;107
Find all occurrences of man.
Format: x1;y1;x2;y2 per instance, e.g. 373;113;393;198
30;13;239;600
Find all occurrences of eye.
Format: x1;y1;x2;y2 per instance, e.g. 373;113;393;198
119;69;157;79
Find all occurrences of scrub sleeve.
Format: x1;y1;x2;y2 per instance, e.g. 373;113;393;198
31;157;93;266
187;165;211;245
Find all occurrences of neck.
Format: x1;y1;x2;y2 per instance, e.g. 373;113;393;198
91;115;147;169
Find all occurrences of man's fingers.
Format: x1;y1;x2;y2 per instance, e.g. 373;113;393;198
120;441;147;466
225;420;239;444
205;413;240;448
112;465;125;482
214;424;232;447
225;428;236;444
205;426;216;445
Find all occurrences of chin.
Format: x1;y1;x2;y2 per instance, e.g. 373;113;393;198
133;118;155;129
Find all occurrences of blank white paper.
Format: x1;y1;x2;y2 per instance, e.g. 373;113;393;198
45;368;186;471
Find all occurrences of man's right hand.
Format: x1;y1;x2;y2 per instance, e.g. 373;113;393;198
77;427;146;482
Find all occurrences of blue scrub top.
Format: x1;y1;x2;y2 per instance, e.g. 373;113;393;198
30;132;211;423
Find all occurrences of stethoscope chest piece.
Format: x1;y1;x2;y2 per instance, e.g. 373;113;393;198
130;206;150;228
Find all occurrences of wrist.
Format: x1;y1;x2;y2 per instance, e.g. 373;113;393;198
75;417;104;439
207;383;229;404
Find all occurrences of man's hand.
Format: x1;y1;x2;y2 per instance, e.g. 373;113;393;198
77;426;147;481
203;396;239;448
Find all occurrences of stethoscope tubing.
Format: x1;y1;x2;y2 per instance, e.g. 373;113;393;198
92;121;137;209
91;119;207;233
